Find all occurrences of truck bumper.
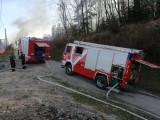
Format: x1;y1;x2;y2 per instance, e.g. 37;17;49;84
61;60;65;68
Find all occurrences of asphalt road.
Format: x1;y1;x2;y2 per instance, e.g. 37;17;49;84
47;60;160;118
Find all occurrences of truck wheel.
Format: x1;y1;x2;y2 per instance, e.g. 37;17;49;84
95;75;108;90
66;65;73;75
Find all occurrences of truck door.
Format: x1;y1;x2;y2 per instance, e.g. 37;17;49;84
73;47;99;78
73;47;88;75
85;48;99;71
123;59;160;87
134;59;160;69
62;45;72;61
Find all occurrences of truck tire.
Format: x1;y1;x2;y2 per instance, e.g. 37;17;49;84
66;65;73;75
95;75;108;90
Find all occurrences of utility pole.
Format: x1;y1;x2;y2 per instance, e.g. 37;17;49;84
4;28;7;48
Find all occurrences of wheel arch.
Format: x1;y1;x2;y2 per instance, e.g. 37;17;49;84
65;61;71;66
94;72;109;85
65;61;74;70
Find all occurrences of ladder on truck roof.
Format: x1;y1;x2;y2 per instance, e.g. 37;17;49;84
74;41;142;54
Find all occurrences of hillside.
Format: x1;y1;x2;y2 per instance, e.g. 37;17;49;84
51;20;160;95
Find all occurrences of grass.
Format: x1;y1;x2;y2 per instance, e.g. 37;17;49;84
0;52;11;60
49;76;157;119
57;80;72;88
70;93;149;120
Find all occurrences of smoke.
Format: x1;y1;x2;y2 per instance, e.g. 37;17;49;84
12;0;52;43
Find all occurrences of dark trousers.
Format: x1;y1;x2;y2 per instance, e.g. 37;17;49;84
11;61;16;71
22;60;27;69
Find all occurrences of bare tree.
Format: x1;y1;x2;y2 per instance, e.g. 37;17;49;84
50;0;160;39
58;0;69;38
84;0;89;34
80;0;86;34
96;0;102;31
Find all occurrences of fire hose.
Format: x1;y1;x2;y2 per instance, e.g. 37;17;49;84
37;60;160;120
106;84;160;120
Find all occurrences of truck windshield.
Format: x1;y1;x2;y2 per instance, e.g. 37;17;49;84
65;46;71;53
76;47;83;55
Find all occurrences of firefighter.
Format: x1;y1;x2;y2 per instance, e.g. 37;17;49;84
10;53;16;72
19;51;23;59
21;53;27;69
17;50;19;56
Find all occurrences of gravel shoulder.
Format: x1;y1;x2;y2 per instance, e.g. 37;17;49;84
0;61;117;120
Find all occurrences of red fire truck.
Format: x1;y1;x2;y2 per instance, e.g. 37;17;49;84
18;37;51;62
61;41;160;89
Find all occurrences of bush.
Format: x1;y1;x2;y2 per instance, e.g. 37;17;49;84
50;38;73;61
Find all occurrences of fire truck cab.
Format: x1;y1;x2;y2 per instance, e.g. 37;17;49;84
61;41;160;89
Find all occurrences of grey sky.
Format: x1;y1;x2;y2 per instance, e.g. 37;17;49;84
0;0;58;43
